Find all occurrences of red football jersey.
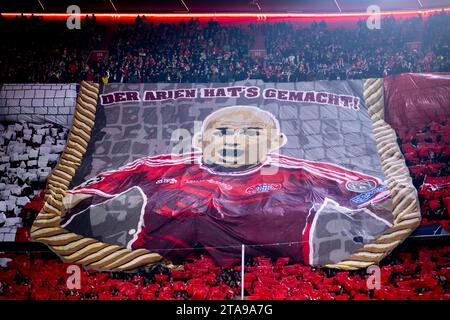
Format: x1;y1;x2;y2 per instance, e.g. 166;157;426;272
65;153;390;266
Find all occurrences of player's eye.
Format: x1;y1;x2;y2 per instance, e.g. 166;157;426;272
214;128;233;136
243;129;260;136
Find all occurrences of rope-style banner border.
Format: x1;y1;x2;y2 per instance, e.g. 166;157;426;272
324;78;421;270
31;81;163;271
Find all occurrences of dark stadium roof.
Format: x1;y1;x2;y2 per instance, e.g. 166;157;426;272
1;0;450;14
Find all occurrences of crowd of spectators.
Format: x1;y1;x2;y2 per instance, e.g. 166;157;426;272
398;120;450;230
254;14;449;81
0;11;448;84
0;14;104;83
1;244;449;300
100;18;252;83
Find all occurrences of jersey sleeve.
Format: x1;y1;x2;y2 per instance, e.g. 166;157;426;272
310;162;390;209
68;158;150;197
280;156;390;209
61;156;185;226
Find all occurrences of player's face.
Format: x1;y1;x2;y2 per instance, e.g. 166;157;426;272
200;109;280;167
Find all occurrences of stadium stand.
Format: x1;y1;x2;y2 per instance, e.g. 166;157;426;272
0;10;449;300
0;12;448;84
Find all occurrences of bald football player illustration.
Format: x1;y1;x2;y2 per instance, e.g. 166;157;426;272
62;106;393;266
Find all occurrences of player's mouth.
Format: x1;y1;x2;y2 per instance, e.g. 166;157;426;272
221;148;244;159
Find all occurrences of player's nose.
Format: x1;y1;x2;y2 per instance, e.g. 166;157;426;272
224;142;239;147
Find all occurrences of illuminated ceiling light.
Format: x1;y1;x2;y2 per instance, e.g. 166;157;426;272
180;0;190;12
250;0;262;11
109;0;118;13
37;0;45;11
334;0;342;13
2;8;449;19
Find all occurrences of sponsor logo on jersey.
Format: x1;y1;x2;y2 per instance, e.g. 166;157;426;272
246;183;282;194
346;180;377;193
185;179;233;190
350;184;387;204
156;178;178;184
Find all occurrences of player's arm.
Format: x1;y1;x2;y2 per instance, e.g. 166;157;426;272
317;165;389;209
63;159;150;213
284;157;390;209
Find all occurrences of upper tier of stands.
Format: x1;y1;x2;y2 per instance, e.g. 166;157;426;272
0;12;448;84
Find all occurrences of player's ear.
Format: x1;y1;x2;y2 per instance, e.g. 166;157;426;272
193;133;202;150
270;133;287;151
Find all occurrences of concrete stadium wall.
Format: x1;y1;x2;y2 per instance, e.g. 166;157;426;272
0;84;78;127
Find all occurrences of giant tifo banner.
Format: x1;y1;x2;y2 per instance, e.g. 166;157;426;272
31;79;421;271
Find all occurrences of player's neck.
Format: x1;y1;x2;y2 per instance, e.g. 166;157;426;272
202;162;262;173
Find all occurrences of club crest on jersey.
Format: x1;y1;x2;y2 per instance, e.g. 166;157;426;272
246;183;282;194
345;180;377;193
